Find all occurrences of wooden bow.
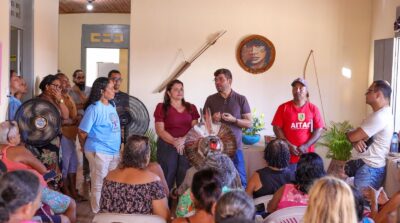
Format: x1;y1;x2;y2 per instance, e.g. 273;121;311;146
154;30;227;93
303;50;327;125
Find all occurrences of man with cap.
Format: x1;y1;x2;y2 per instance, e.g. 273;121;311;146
271;78;324;171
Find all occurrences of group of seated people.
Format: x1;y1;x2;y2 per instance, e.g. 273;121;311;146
3;124;400;223
245;138;400;223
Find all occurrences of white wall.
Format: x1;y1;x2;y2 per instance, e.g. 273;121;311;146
130;0;372;135
58;13;130;79
372;0;400;40
33;0;59;94
0;1;10;121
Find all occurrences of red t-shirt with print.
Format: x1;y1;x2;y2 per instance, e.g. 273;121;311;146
271;100;324;163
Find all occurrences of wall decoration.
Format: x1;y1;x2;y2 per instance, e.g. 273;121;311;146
236;34;275;74
154;30;226;93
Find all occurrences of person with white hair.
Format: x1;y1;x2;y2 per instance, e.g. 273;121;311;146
0;121;76;223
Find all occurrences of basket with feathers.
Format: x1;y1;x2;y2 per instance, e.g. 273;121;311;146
184;108;237;169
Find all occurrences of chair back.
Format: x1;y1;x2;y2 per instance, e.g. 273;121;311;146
254;194;273;212
92;213;166;223
264;206;307;223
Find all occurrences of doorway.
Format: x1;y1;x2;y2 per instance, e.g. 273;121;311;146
85;48;128;92
81;24;130;92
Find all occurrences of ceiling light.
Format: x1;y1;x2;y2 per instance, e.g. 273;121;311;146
87;0;94;11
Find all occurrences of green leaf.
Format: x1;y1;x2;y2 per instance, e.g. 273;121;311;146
316;121;353;161
242;109;265;136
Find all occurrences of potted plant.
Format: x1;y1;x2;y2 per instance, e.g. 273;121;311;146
242;109;265;145
317;121;353;179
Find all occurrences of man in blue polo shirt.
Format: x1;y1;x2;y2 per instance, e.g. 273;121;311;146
203;68;252;187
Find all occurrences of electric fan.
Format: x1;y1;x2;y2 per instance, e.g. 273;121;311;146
14;98;61;147
115;95;150;141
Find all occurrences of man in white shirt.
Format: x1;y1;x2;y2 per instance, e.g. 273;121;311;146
346;80;393;190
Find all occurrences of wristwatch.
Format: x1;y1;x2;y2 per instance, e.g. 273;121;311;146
58;99;64;104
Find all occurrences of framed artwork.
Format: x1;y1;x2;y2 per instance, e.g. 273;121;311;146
236;35;275;74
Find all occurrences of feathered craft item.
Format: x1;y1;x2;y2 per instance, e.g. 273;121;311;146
184;108;237;169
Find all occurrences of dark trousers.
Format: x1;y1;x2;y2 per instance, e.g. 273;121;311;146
157;138;190;190
82;152;90;178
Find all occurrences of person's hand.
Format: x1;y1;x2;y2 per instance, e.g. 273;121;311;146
221;113;237;123
297;145;308;154
376;187;389;205
173;137;185;155
49;88;62;101
212;112;221;122
353;140;367;153
363;186;388;205
363;186;376;203
62;119;72;125
78;141;85;152
289;144;300;156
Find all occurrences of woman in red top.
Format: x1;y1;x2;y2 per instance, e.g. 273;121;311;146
154;79;200;191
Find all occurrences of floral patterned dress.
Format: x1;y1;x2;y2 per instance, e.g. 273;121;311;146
100;179;166;214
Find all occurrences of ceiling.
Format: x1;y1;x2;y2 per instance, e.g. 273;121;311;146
59;0;130;14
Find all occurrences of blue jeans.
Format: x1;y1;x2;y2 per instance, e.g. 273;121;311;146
233;149;247;188
354;163;385;190
61;136;78;178
288;163;297;172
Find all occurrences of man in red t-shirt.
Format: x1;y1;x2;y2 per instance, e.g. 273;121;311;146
271;78;324;170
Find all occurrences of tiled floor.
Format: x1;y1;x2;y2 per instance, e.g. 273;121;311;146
76;199;94;223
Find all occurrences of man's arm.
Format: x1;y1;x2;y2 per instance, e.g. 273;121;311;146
346;127;369;143
346;127;370;153
297;128;323;153
238;113;252;128
273;125;287;141
221;112;252;128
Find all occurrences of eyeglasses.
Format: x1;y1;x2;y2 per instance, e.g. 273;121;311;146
111;77;123;82
50;84;62;90
213;77;225;82
365;88;375;94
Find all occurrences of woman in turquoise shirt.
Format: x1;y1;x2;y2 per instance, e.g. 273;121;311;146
78;77;121;213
